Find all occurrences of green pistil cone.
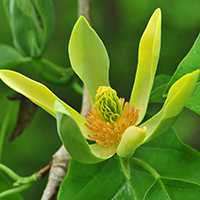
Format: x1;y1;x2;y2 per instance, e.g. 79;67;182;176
95;86;122;123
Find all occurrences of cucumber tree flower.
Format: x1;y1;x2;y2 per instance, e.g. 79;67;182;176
0;9;199;171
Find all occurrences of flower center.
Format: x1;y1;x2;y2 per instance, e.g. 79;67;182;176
85;86;139;148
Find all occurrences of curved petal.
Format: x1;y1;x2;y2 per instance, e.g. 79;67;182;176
0;70;90;138
129;8;161;124
141;70;199;143
117;126;146;158
55;106;108;164
69;16;110;106
89;143;117;158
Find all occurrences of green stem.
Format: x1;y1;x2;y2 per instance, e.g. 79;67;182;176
120;157;131;179
0;164;37;185
41;58;71;75
0;182;33;199
33;58;74;84
131;157;160;179
0;102;16;161
72;79;83;94
21;57;32;63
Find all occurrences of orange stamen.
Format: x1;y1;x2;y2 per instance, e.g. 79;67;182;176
85;101;139;148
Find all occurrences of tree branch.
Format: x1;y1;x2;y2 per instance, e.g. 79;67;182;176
41;146;70;200
41;1;92;199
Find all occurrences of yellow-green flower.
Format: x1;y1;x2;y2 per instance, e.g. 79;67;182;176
0;9;199;168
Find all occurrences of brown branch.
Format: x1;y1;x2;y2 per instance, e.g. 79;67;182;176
41;146;70;200
78;0;92;26
41;1;93;199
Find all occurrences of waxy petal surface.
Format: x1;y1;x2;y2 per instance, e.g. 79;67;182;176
69;16;110;106
55;105;108;163
0;70;91;138
117;126;146;158
141;70;199;143
130;8;161;124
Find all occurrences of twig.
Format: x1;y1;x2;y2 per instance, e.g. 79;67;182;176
41;146;70;200
78;0;92;26
41;0;92;199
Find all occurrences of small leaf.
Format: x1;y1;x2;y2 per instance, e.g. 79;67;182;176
0;44;28;69
35;0;55;52
144;178;200;200
130;8;161;124
69;16;110;106
10;0;42;57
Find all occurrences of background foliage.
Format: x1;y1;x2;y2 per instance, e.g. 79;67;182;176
0;0;200;199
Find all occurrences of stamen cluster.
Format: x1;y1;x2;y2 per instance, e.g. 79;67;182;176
86;87;139;148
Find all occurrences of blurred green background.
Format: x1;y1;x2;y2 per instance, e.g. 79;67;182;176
0;0;200;199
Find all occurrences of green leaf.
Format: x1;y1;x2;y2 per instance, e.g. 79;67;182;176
149;74;171;103
135;129;200;185
186;82;200;113
141;70;199;143
3;0;11;26
69;16;110;106
57;157;131;200
164;33;200;114
144;178;200;200
129;9;161;124
57;128;200;200
0;44;30;69
10;0;42;57
0;172;24;200
35;0;55;52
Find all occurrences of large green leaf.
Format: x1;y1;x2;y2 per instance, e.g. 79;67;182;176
0;172;24;200
144;177;200;200
57;157;132;200
69;16;110;106
164;33;200;114
57;128;200;199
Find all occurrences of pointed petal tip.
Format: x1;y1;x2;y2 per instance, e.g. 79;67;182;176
152;8;162;22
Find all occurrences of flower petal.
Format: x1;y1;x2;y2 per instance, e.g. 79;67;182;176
89;143;117;158
69;16;110;106
0;70;90;138
129;8;161;124
55;105;108;164
117;126;146;158
54;101;93;139
141;70;199;143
